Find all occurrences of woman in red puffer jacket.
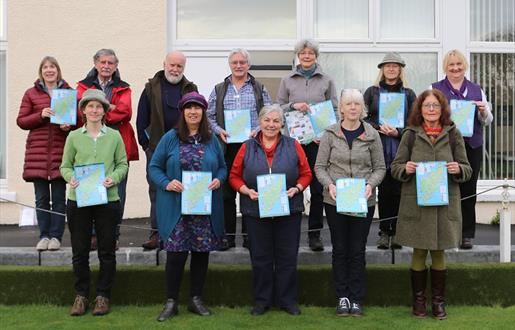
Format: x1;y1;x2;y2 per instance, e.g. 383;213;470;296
16;56;73;252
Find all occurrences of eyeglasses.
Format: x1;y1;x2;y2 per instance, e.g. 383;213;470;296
422;103;441;110
230;60;248;66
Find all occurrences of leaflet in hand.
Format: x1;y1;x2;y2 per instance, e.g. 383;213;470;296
224;109;251;143
336;178;368;217
416;161;449;206
450;100;475;137
257;174;290;218
50;89;77;125
74;163;107;208
285;100;336;144
181;171;212;215
379;92;405;128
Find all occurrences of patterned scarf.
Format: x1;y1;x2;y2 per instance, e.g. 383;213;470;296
443;76;469;100
422;124;442;145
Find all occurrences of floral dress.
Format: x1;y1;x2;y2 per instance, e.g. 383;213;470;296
163;134;223;252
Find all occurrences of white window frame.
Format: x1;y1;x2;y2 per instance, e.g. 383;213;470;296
0;0;12;199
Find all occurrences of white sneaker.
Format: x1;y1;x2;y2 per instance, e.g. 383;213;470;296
36;238;50;251
48;238;61;251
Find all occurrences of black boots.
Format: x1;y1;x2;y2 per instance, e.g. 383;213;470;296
410;269;428;318
188;296;211;316
157;298;179;322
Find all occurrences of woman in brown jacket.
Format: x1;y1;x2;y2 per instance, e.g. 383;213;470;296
16;56;72;251
391;89;472;320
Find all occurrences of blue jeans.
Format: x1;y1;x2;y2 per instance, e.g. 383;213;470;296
33;179;66;240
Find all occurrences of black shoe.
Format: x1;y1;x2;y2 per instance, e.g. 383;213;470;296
336;297;350;316
142;233;159;250
218;237;235;251
250;305;268;316
242;236;249;249
308;236;324;252
157;298;178;322
391;236;402;249
460;238;473;250
282;305;301;316
188;296;211;316
350;302;363;317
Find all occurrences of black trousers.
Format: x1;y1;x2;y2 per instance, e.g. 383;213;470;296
377;169;401;236
165;251;210;299
461;144;482;239
245;213;301;308
325;204;373;303
302;142;324;238
67;200;119;298
223;143;246;241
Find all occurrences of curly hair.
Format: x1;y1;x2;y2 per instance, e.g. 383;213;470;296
408;89;452;127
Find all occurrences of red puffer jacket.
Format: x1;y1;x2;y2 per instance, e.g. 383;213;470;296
16;80;72;181
76;69;139;162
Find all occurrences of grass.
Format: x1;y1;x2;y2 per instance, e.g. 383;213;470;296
1;305;515;329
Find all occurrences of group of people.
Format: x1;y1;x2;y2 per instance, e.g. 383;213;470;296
17;39;492;320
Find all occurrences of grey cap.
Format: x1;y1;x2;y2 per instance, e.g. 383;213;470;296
79;89;110;112
377;52;406;68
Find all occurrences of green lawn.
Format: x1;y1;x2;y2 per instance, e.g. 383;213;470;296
1;305;515;329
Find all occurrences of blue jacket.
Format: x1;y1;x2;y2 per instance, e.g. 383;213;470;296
149;129;227;240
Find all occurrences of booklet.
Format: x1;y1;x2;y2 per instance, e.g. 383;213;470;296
416;161;449;206
257;173;290;218
285;100;336;144
181;171;212;215
224;109;251;143
450;100;476;137
379;92;405;128
50;89;77;125
336;178;368;217
74;163;107;208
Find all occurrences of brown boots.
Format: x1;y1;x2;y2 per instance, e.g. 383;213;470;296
410;268;447;320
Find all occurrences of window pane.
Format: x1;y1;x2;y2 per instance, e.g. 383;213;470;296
380;0;435;39
0;51;6;178
0;0;5;41
471;0;515;42
176;0;296;39
471;53;515;180
315;0;368;39
318;52;437;96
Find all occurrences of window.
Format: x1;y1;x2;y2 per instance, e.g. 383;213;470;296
175;0;296;40
0;0;6;180
470;0;515;42
315;0;369;39
318;52;437;95
379;0;435;39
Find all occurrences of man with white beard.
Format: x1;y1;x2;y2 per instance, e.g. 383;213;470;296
136;50;198;250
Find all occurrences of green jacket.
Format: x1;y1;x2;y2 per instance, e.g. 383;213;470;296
315;120;386;207
60;125;128;202
391;124;472;250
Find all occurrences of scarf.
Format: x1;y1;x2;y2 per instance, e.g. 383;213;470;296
443;76;469;100
423;124;442;145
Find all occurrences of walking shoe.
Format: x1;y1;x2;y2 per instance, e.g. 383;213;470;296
336;297;351;316
391;236;403;249
90;235;98;251
36;238;50;251
376;232;390;249
308;236;324;252
460;238;473;250
70;295;89;316
48;238;61;251
157;298;179;321
142;233;159;250
92;296;110;316
250;305;268;316
281;305;301;315
218;237;235;251
350;302;363;317
187;296;211;316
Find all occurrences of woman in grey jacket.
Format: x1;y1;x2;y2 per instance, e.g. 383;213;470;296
277;39;338;252
315;89;385;317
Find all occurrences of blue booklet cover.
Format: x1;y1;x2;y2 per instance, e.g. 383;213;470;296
74;163;107;208
336;178;368;215
309;100;337;139
450;100;475;137
224;109;251;143
181;171;212;215
416;161;449;206
379;92;405;128
50;89;77;125
257;174;290;218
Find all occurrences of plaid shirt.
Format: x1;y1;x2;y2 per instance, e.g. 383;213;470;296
207;76;272;135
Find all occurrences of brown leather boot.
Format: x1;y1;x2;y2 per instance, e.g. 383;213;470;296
410;269;427;318
430;268;447;320
92;296;110;316
70;295;89;316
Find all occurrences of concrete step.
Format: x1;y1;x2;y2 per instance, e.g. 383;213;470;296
1;245;514;266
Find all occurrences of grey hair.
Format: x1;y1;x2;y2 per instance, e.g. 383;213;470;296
258;104;284;125
93;49;119;64
339;89;368;119
228;48;251;66
294;39;320;58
